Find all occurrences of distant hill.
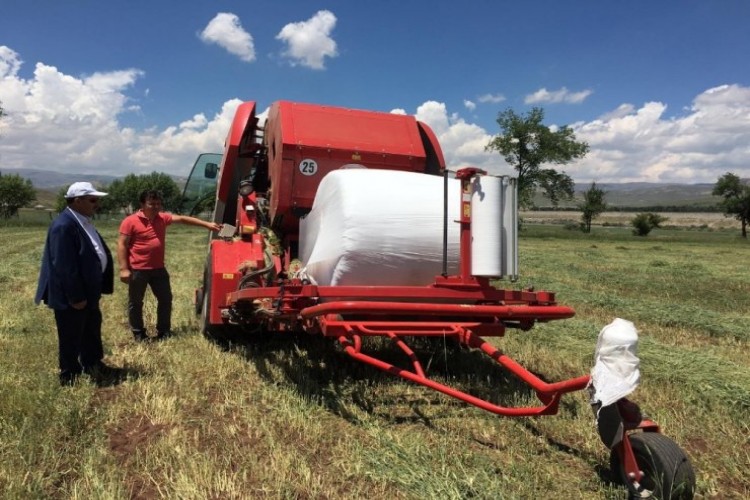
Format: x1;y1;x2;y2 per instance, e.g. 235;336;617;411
592;182;717;208
2;168;122;190
535;182;719;209
2;168;189;190
4;167;723;210
3;168;189;210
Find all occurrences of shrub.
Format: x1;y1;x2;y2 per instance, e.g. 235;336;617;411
631;212;667;236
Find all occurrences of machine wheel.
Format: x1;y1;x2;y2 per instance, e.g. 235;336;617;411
199;280;211;336
610;432;695;499
194;287;204;316
200;251;227;342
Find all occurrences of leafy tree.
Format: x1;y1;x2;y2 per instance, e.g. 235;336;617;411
54;187;68;213
578;181;607;233
0;172;36;218
486;107;589;208
106;172;181;214
631;212;667;236
54;183;113;217
712;172;750;238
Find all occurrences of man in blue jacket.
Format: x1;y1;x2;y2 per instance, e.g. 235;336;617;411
35;182;116;386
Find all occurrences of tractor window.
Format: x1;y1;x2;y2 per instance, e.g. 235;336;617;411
182;153;222;215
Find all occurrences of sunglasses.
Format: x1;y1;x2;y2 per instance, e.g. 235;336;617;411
81;197;100;203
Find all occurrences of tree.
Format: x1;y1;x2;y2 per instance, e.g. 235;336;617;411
106;172;182;214
55;183;114;216
486;107;589;208
578;181;607;233
631;212;667;236
0;172;36;218
54;187;68;213
712;172;750;238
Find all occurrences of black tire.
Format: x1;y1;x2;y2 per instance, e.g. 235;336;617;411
194;287;204;316
610;433;696;499
199;279;212;337
200;251;228;342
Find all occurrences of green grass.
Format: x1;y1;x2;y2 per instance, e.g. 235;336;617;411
1;220;748;498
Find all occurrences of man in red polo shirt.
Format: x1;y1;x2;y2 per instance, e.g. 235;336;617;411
118;190;221;341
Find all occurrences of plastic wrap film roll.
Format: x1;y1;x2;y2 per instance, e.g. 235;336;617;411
470;175;518;279
590;318;641;408
299;169;461;286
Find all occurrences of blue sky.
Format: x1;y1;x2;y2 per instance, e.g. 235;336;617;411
1;1;749;184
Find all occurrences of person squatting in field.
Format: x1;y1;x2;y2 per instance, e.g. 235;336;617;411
117;189;221;342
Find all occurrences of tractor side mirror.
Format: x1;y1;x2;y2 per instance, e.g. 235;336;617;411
205;163;218;179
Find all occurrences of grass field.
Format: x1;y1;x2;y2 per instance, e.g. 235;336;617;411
1;216;748;499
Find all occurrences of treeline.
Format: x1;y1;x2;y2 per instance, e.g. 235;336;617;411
530;205;722;213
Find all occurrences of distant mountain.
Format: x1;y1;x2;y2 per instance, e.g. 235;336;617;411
2;168;122;190
3;168;188;190
4;167;722;209
537;182;719;209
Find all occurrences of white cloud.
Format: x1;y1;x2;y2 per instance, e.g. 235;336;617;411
412;101;511;176
0;48;237;176
200;13;256;62
463;99;476;111
276;10;338;69
179;114;209;130
0;46;22;78
525;87;593;104
598;103;635;121
570;84;750;183
477;93;506;104
127;99;241;170
1;46;749;185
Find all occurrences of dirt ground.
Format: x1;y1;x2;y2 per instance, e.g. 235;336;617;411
521;211;738;230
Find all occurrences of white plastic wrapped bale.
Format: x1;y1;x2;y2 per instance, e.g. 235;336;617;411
299;169;460;286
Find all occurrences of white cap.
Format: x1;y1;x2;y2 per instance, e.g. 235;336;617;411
65;182;108;199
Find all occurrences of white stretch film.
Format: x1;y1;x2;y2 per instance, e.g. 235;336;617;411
470;175;503;277
502;177;518;279
590;318;641;408
299;169;460;286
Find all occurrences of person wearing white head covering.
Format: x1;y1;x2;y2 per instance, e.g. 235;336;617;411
35;182;118;386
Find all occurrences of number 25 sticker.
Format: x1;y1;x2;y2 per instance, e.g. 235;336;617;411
299;159;318;176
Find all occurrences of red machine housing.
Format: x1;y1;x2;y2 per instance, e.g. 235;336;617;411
265;101;444;235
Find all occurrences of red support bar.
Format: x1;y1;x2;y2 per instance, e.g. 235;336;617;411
335;327;591;417
386;332;425;378
464;330;591;396
301;301;575;321
338;334;561;416
227;283;562;305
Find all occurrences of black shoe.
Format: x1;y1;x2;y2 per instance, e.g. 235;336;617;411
83;361;113;375
83;362;125;386
134;333;152;343
59;371;82;387
155;331;173;340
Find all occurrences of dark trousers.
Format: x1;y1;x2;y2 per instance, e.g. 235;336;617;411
54;304;104;381
128;268;173;336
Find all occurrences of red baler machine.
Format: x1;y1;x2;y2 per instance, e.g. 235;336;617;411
183;100;694;499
